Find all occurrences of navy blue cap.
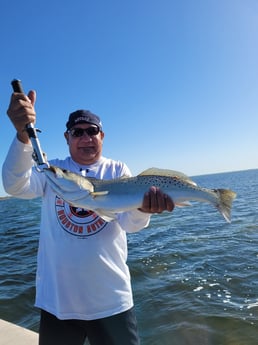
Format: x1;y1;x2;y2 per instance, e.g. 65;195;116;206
66;110;102;131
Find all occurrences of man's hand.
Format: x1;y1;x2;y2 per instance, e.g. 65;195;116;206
7;90;36;144
139;186;175;214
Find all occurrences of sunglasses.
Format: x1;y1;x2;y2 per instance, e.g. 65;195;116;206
68;127;100;137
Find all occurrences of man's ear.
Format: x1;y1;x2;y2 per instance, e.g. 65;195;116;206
64;132;69;144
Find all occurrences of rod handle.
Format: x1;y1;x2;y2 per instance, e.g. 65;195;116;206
11;79;24;93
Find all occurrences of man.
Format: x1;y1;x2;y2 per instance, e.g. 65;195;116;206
2;89;174;345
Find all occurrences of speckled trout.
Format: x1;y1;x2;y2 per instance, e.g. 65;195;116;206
44;166;237;223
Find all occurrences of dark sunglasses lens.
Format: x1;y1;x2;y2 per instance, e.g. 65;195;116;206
70;127;100;137
87;127;100;136
70;128;84;137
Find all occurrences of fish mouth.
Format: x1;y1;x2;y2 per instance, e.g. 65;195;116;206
45;166;68;178
46;165;57;174
44;165;57;175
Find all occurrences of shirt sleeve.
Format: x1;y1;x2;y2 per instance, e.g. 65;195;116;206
2;136;45;198
117;209;151;233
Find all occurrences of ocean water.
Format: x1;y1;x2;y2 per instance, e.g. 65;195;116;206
0;169;258;344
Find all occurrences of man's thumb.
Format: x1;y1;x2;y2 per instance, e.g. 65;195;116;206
28;90;36;106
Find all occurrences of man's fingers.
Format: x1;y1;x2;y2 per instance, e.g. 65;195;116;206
140;187;175;214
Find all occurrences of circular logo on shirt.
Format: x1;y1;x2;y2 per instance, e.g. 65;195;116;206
54;196;107;237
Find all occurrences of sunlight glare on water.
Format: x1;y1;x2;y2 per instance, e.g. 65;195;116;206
1;170;258;344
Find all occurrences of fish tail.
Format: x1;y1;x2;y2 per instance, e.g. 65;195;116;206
214;189;237;223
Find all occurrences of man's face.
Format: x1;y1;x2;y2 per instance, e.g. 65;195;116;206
64;123;104;165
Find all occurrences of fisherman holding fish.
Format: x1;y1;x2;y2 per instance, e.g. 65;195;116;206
2;88;175;345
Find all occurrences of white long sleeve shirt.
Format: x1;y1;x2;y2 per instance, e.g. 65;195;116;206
2;138;150;320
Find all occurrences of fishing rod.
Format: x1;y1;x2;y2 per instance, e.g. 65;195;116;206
11;79;49;170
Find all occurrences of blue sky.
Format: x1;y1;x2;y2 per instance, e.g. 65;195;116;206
0;0;257;196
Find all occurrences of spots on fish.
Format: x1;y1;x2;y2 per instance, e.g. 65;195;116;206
135;175;190;190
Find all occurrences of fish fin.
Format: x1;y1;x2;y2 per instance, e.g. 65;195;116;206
91;191;109;197
120;174;131;179
175;201;192;207
138;167;197;185
214;189;237;223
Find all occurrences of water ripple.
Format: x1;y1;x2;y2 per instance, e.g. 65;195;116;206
1;171;258;344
